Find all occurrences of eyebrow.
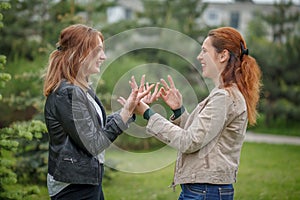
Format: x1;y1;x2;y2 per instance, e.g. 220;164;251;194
97;45;103;49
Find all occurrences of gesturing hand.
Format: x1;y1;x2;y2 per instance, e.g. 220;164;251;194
159;75;182;110
141;82;160;105
117;75;154;122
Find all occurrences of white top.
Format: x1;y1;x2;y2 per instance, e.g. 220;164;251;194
86;92;105;163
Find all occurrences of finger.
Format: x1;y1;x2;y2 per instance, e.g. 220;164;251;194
138;74;145;93
160;78;169;90
159;87;168;102
167;75;176;89
138;84;154;100
117;97;126;106
129;75;138;89
142;82;149;93
159;87;167;97
153;82;160;94
131;87;139;99
175;89;182;99
150;82;160;101
156;89;162;100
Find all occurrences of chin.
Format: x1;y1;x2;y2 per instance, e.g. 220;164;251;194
93;68;101;74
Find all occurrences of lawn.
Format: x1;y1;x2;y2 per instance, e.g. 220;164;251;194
27;142;300;200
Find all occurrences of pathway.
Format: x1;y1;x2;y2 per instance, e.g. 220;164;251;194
245;131;300;145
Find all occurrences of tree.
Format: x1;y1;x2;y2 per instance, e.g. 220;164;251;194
0;2;11;101
246;1;300;129
262;0;300;44
140;0;208;39
0;3;50;199
0;0;85;127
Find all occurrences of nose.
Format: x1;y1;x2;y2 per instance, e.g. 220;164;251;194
197;51;202;61
100;51;107;60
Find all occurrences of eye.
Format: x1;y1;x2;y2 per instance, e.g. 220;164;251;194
96;46;103;51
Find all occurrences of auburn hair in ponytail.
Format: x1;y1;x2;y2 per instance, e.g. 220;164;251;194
208;27;262;125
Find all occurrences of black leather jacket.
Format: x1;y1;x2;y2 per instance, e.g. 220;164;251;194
44;80;134;184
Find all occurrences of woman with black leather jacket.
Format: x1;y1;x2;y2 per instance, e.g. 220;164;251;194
43;24;152;200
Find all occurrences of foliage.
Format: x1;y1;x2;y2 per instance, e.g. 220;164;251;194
13;120;49;184
0;0;85;61
140;0;209;39
262;0;300;44
0;57;46;127
248;114;300;136
1;3;48;199
0;0;85;127
246;2;300;128
0;54;11;102
0;119;47;199
0;3;11;101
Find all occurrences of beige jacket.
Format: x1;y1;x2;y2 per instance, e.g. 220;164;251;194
146;86;248;185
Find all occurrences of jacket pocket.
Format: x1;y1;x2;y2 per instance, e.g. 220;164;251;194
53;154;99;184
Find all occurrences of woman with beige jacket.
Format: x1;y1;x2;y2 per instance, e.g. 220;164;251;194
129;27;262;200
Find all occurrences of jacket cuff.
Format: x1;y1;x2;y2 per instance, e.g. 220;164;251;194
113;113;135;133
171;106;185;120
143;108;156;120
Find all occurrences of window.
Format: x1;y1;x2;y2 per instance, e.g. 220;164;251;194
230;11;240;29
205;9;221;26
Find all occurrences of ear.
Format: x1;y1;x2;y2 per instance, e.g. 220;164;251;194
219;49;230;63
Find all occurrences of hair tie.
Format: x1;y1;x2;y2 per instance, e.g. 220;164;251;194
240;42;249;59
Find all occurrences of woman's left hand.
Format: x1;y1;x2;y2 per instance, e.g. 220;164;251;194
118;75;154;121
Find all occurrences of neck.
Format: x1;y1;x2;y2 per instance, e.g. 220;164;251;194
212;73;222;87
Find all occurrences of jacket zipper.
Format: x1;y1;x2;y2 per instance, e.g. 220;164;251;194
63;158;76;163
168;160;177;192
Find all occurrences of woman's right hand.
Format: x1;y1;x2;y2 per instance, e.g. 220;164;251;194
142;82;160;105
117;75;154;121
159;75;183;110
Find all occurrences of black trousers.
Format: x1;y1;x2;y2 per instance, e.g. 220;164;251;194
51;165;104;200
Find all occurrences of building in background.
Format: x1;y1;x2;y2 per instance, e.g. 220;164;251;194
107;0;300;39
107;0;143;23
201;0;299;38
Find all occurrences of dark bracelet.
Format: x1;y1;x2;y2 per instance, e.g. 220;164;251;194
143;108;156;120
172;106;185;119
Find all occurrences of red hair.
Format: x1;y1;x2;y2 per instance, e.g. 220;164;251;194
208;27;262;125
43;24;104;96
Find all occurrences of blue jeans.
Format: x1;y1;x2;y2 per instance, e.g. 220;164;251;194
178;183;234;200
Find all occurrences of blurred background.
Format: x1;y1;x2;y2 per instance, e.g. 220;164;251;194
0;0;299;199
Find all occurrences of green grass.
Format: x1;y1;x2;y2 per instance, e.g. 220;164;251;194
18;143;300;200
234;143;300;200
103;165;181;200
248;114;300;137
103;142;300;200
